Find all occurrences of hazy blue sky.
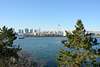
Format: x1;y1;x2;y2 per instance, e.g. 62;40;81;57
0;0;100;32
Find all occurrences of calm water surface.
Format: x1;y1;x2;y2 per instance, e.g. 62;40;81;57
13;35;100;67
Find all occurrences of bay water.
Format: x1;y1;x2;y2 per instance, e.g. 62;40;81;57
13;35;100;67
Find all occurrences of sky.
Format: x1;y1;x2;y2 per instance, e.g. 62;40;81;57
0;0;100;32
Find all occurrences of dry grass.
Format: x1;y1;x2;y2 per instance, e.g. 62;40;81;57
0;56;35;67
0;50;47;67
37;60;47;67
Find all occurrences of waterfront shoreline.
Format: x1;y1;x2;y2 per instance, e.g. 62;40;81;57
94;35;100;37
23;35;100;37
24;35;66;37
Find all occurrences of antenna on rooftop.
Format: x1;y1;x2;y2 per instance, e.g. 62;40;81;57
57;24;61;31
38;28;41;32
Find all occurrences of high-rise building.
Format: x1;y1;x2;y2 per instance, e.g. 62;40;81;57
25;28;29;34
22;30;24;33
34;30;37;32
19;29;21;33
12;28;15;33
30;29;33;33
18;29;24;35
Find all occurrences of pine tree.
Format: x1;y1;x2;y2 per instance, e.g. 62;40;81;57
0;26;21;58
56;19;100;67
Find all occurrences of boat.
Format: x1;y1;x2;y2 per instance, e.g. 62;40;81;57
19;37;24;39
61;40;67;42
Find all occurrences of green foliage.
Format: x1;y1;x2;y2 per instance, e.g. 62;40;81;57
56;19;100;67
0;26;21;58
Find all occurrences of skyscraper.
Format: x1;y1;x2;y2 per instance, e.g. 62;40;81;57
22;30;24;33
30;29;33;33
34;30;37;32
18;29;21;33
25;28;29;34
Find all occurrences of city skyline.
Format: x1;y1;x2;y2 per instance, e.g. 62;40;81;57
0;0;100;31
16;28;100;36
17;28;100;33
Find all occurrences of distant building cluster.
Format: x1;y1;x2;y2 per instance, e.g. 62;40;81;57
17;28;66;36
18;28;33;35
86;31;100;35
12;28;100;36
